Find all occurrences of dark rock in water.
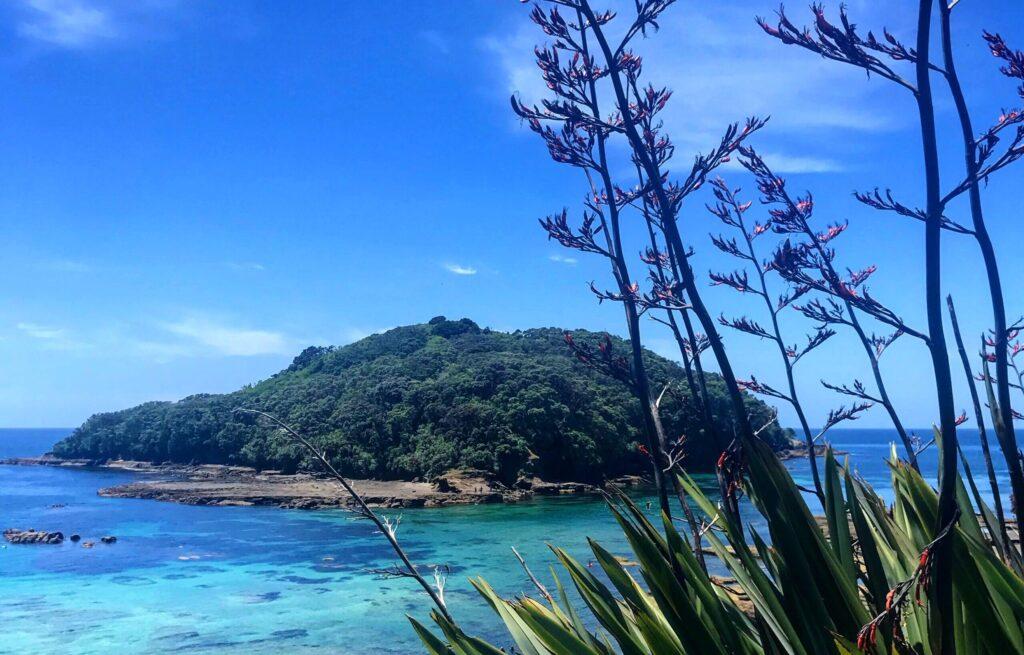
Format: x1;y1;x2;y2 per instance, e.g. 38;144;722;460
100;535;117;544
70;534;81;542
111;575;155;586
4;528;64;545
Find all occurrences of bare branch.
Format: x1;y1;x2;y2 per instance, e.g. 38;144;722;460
234;409;454;623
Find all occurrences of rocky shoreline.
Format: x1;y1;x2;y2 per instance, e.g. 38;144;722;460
2;447;818;512
1;456;630;510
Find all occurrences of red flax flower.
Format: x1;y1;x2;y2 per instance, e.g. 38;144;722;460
856;509;960;651
715;443;745;498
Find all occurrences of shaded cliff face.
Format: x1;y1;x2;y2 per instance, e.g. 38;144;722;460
53;317;789;484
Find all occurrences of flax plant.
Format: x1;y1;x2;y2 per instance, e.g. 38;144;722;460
758;4;1014;646
741;147;922;471
414;440;1024;655
943;17;1024;528
514;0;678;520
512;0;765;532
371;1;1024;652
707;178;883;501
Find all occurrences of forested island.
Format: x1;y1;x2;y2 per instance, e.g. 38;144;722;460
52;317;789;485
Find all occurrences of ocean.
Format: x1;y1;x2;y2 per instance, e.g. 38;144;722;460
0;427;1014;654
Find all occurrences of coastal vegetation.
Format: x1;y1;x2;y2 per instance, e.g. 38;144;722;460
348;0;1024;652
38;0;1024;652
51;317;787;484
7;0;1024;651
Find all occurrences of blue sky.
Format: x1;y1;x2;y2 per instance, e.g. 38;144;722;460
1;0;1022;431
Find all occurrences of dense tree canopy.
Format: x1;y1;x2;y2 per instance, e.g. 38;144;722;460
53;318;791;483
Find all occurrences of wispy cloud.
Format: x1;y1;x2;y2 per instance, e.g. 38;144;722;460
223;261;266;272
721;151;844;174
162;317;293;357
17;321;67;340
39;258;94;273
16;321;90;351
756;154;843;174
420;29;450;55
443;262;477;276
549;253;578;265
484;1;910;170
128;320;367;361
13;0;195;50
9;314;326;362
17;0;118;48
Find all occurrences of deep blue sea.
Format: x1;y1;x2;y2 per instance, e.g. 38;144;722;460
0;427;1014;654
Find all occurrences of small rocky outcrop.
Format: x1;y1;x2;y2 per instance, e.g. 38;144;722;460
431;468;518;502
778;444;846;460
529;479;600;495
4;528;64;545
432;468;501;494
607;474;647;488
100;535;117;544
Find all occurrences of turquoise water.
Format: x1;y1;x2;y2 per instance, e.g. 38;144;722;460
0;428;1014;654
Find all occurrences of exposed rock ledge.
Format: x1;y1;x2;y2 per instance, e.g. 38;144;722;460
4;528;64;544
776;444;847;461
2;456;620;510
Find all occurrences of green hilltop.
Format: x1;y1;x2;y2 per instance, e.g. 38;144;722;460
53;317;790;484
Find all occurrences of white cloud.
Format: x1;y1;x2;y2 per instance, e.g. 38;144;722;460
9;315;315;361
18;0;118;48
759;154;843;174
484;1;912;168
721;151;844;174
16;321;90;351
223;261;266;272
481;29;549;115
14;0;193;50
162;317;293;356
17;321;67;340
549;253;578;265
443;263;477;276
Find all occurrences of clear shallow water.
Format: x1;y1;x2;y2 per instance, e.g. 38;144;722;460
0;427;1014;654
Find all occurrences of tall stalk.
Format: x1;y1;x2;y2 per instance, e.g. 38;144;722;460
576;1;766;531
947;296;1011;561
938;2;1024;538
236;409;455;624
639;170;718;454
579;3;754;449
574;10;715;564
740;149;919;470
805;231;919;472
914;2;959;651
587;100;674;519
513;3;681;521
710;182;824;501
